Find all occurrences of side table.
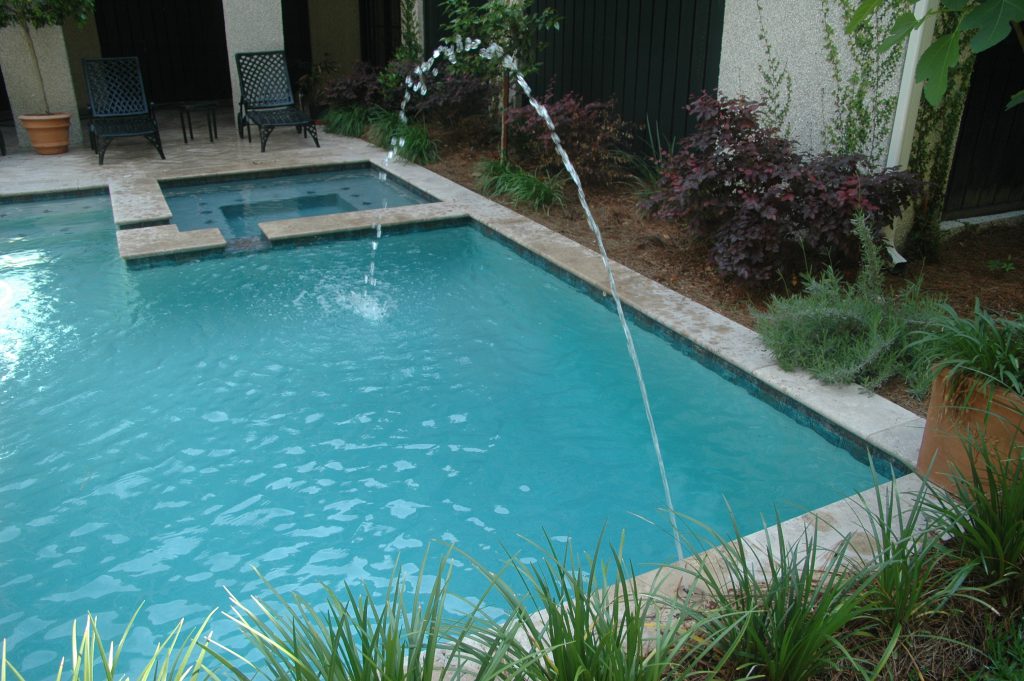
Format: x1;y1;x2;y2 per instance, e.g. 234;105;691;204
177;101;219;143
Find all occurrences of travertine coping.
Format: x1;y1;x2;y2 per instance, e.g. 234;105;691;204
260;202;472;241
116;224;226;260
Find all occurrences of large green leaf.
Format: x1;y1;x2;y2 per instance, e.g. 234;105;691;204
1008;88;1024;109
846;0;889;32
961;0;1024;52
916;32;962;106
879;11;925;52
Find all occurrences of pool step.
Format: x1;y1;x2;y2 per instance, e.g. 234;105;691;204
116;223;227;260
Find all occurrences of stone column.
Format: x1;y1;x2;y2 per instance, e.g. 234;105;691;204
222;0;285;116
0;23;84;147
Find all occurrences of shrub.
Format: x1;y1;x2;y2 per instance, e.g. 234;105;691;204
320;62;395;110
507;90;633;186
647;94;921;284
756;215;944;390
322;106;371;137
367;108;439;164
409;72;495;126
477;159;566;211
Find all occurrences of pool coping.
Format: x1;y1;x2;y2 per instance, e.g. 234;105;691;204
1;135;927;590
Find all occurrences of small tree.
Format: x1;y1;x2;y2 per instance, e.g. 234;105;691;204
0;0;95;114
440;0;558;161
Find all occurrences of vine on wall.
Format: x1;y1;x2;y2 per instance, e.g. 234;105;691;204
820;0;903;169
755;0;793;136
904;14;975;258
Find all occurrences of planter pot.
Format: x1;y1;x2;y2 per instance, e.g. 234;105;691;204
19;112;72;155
917;371;1024;494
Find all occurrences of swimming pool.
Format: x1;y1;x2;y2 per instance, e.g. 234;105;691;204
1;192;893;673
163;165;435;242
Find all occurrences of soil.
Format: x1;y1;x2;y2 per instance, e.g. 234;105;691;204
425;131;1024;417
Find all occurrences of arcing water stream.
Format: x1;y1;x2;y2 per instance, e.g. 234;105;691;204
385;39;685;563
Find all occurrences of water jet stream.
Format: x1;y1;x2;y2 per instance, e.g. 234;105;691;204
393;40;685;563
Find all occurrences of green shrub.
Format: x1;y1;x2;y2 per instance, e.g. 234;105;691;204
756;214;943;390
367;108;439;165
912;302;1024;398
477;159;566;211
323;106;371;137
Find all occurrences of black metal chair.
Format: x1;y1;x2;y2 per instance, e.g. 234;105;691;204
82;57;165;165
235;51;319;153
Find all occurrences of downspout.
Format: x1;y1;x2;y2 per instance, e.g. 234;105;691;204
884;0;938;264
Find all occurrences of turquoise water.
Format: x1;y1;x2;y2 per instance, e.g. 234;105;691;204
1;194;884;673
163;166;432;240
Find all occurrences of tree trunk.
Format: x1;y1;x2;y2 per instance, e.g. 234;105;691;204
19;20;52;115
499;71;510;163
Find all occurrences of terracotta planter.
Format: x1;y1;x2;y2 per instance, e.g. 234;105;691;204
19;112;72;155
917;371;1024;494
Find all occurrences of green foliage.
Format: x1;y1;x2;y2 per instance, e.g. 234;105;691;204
0;0;93;28
2;607;217;681
681;514;877;680
440;0;559;79
822;0;904;167
912;301;1024;397
323;106;371;137
209;553;485;681
393;0;423;64
477;159;566;211
467;535;718;681
973;618;1024;680
367;107;439;164
755;0;793;136
928;434;1024;591
856;477;974;635
987;257;1016;273
849;0;1024;108
756;215;944;390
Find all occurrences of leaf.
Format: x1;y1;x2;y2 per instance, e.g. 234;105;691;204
1007;88;1024;109
916;33;962;106
845;0;888;32
942;0;971;10
961;0;1024;52
879;11;924;52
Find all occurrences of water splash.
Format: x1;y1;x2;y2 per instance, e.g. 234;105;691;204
393;39;684;562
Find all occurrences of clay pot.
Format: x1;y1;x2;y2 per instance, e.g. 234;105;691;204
19;112;72;154
917;370;1024;494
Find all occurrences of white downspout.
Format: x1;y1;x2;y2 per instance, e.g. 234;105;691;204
884;0;939;264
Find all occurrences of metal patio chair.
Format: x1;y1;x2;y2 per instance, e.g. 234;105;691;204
235;51;319;153
82;57;165;165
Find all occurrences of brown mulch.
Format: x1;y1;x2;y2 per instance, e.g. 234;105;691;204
424;129;1024;418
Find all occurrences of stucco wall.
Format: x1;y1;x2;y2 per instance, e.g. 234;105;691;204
0;24;83;146
718;0;905;162
62;14;103;111
309;0;361;75
222;0;284;109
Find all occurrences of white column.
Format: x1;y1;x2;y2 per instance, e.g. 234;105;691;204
0;23;84;146
221;0;285;115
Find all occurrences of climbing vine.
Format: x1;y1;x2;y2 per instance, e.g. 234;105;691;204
904;14;976;258
821;0;903;168
755;0;793;136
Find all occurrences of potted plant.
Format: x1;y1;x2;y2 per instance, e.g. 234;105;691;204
914;301;1024;493
0;0;94;154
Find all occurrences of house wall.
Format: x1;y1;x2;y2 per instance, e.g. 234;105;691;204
222;0;284;108
717;0;905;163
309;0;362;74
62;14;103;112
0;24;83;146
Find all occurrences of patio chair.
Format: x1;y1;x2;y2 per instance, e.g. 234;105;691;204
82;57;165;165
235;51;319;153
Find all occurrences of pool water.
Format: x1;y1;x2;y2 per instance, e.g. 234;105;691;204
163;166;433;241
1;194;885;673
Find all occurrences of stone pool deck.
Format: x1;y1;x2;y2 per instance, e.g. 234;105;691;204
0;110;928;594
